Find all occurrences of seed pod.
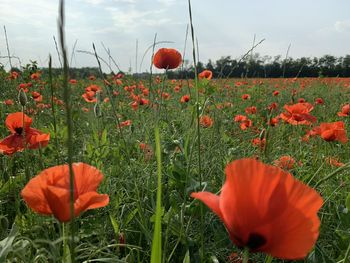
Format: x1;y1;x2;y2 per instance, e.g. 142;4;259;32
18;88;28;106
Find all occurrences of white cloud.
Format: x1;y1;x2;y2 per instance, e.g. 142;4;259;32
335;20;350;32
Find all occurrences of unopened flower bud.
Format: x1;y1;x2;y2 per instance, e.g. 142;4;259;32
18;88;27;106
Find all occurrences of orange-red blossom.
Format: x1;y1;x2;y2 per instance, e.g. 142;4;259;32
0;112;50;155
191;158;323;260
21;163;109;222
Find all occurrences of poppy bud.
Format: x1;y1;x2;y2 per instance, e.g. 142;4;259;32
18;88;28;107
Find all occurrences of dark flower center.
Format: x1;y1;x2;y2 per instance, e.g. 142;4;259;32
246;232;267;250
15;127;23;135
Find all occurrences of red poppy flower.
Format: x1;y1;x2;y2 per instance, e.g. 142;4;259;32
82;91;97;103
153;48;182;70
245;106;257;115
200;115;213;128
0;112;50;155
298;98;306;103
198;70;213;80
32;91;43;102
30;72;41;80
234;115;248;123
315;98;324;105
4;99;14;105
273;155;296;170
180;94;190;103
326;157;344;167
21;162;109;222
318;121;347;144
119;120;132;128
280;103;316;125
241;94;251;100
337;104;350;117
273;90;279;96
191;158;323;260
240;119;253;130
69;79;77;84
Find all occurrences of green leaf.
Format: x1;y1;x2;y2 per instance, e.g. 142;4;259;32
183;250;190;263
346;192;350;211
0;224;18;261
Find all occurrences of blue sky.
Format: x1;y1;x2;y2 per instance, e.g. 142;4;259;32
1;0;350;73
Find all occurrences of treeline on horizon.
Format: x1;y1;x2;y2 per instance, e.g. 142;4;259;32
15;53;350;79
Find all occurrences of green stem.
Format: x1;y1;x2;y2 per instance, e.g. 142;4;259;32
58;1;75;261
264;254;273;263
343;240;350;263
242;247;250;263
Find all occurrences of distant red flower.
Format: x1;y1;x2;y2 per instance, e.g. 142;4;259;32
119;120;132;128
198;70;213;80
274;155;296;170
4;99;14;106
30;72;41;80
88;75;96;81
326;157;344;167
32;91;43;102
69;79;77;84
9;71;19;80
82;91;97;103
267;102;278;112
21;162;109;222
245;106;257;115
280;103;316;125
252;138;266;148
318;121;347;144
200;115;213;128
241;94;251;100
180;94;190;103
298;98;306;103
273;90;279;96
153;48;182;70
315;98;324;105
268;117;279;127
191;158;323;260
337;104;350;117
0;112;50;155
240;119;252;130
234;115;247;123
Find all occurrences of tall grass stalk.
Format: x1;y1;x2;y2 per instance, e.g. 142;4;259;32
58;0;75;261
187;0;204;260
48;55;60;165
150;126;162;263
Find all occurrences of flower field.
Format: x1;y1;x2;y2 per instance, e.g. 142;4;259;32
1;64;350;262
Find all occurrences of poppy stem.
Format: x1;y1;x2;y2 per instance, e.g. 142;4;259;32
264;255;273;263
242;247;250;263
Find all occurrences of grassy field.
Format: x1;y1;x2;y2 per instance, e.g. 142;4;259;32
0;66;349;262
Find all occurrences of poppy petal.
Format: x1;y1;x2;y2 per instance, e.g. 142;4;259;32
21;175;52;215
45;185;71;222
74;192;109;216
6;112;32;134
72;163;104;196
191;192;223;220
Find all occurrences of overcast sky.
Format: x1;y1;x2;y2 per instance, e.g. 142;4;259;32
1;0;350;73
